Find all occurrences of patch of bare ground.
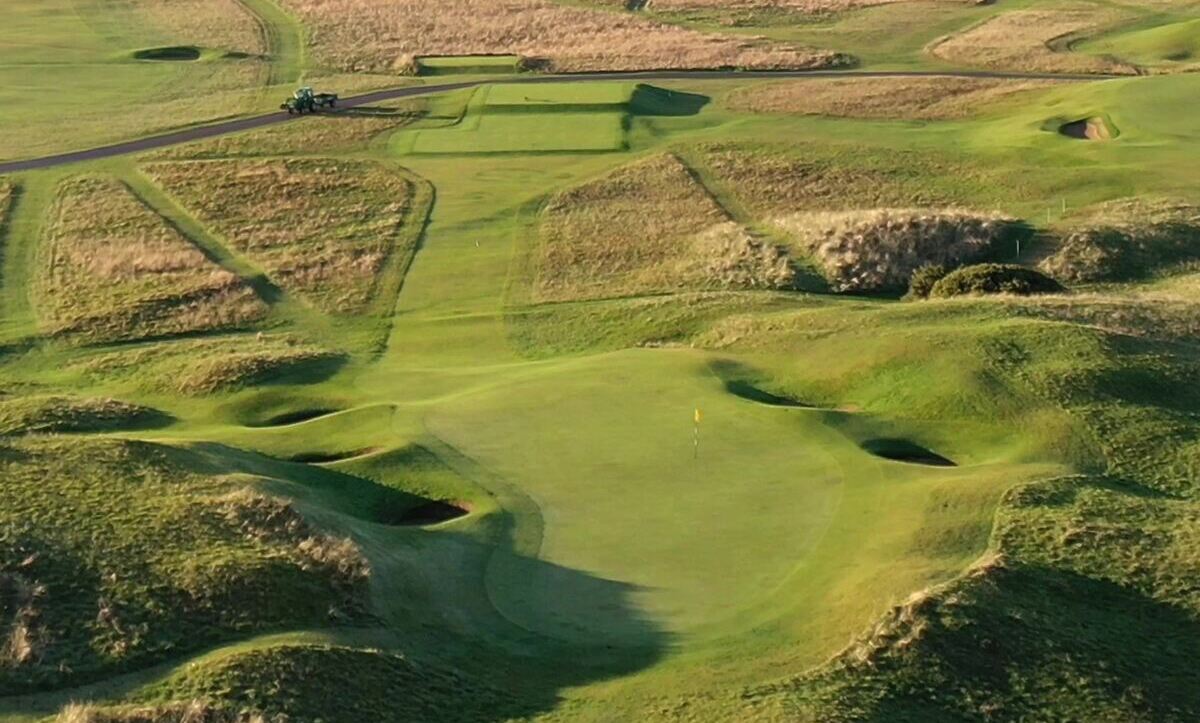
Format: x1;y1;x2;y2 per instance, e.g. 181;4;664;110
928;5;1140;75
277;0;848;73
774;208;1017;292
536;154;792;301
727;76;1057;120
34;176;267;344
144;160;419;314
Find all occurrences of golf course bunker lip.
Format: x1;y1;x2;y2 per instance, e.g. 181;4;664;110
132;46;202;62
246;407;343;428
287;447;381;464
391;500;471;526
861;438;956;467
724;379;810;408
1060;116;1116;141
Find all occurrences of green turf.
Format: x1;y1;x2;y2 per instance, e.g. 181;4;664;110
2;8;1200;720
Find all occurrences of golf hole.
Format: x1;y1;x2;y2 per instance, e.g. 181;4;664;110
861;438;956;466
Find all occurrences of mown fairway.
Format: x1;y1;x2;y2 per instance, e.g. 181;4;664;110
2;1;1200;721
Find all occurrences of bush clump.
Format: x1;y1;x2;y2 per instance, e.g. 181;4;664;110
1040;201;1200;283
904;264;950;300
928;263;1065;298
774;209;1022;293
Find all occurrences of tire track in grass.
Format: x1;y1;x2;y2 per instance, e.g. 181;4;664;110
0;174;55;342
236;0;306;87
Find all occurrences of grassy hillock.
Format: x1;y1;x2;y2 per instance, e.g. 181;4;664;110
1041;200;1200;282
0;437;370;693
0;395;170;436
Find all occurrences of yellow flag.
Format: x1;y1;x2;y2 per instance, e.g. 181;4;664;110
694;408;702;424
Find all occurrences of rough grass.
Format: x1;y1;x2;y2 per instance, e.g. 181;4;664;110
71;335;346;396
277;0;849;73
135;0;266;56
34;176;267;343
734;311;1200;720
0;438;370;693
55;700;269;723
929;263;1065;298
1041;199;1200;282
146;98;430;160
0;395;169;436
774;208;1019;292
144;160;421;314
694;142;962;217
928;5;1141;75
726;77;1057;120
107;643;518;723
536;153;793;301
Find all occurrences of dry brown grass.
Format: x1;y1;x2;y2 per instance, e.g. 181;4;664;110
56;700;269;723
279;0;847;73
0;568;45;669
696;143;955;218
774;208;1017;292
928;5;1140;75
35;176;267;343
536;154;792;301
212;490;370;596
70;334;343;396
136;0;266;55
147;98;429;160
1040;199;1200;283
144;160;419;314
727;76;1057;120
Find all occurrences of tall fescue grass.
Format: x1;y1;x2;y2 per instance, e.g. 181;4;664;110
0;438;371;693
928;6;1140;75
774;208;1017;292
35;176;267;343
70;334;344;396
145;160;419;314
1040;199;1200;282
280;0;847;73
537;154;793;300
727;76;1056;120
136;0;266;55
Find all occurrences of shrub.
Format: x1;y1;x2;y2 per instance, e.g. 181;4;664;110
1040;201;1200;282
775;208;1021;293
929;263;1065;298
905;264;949;300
